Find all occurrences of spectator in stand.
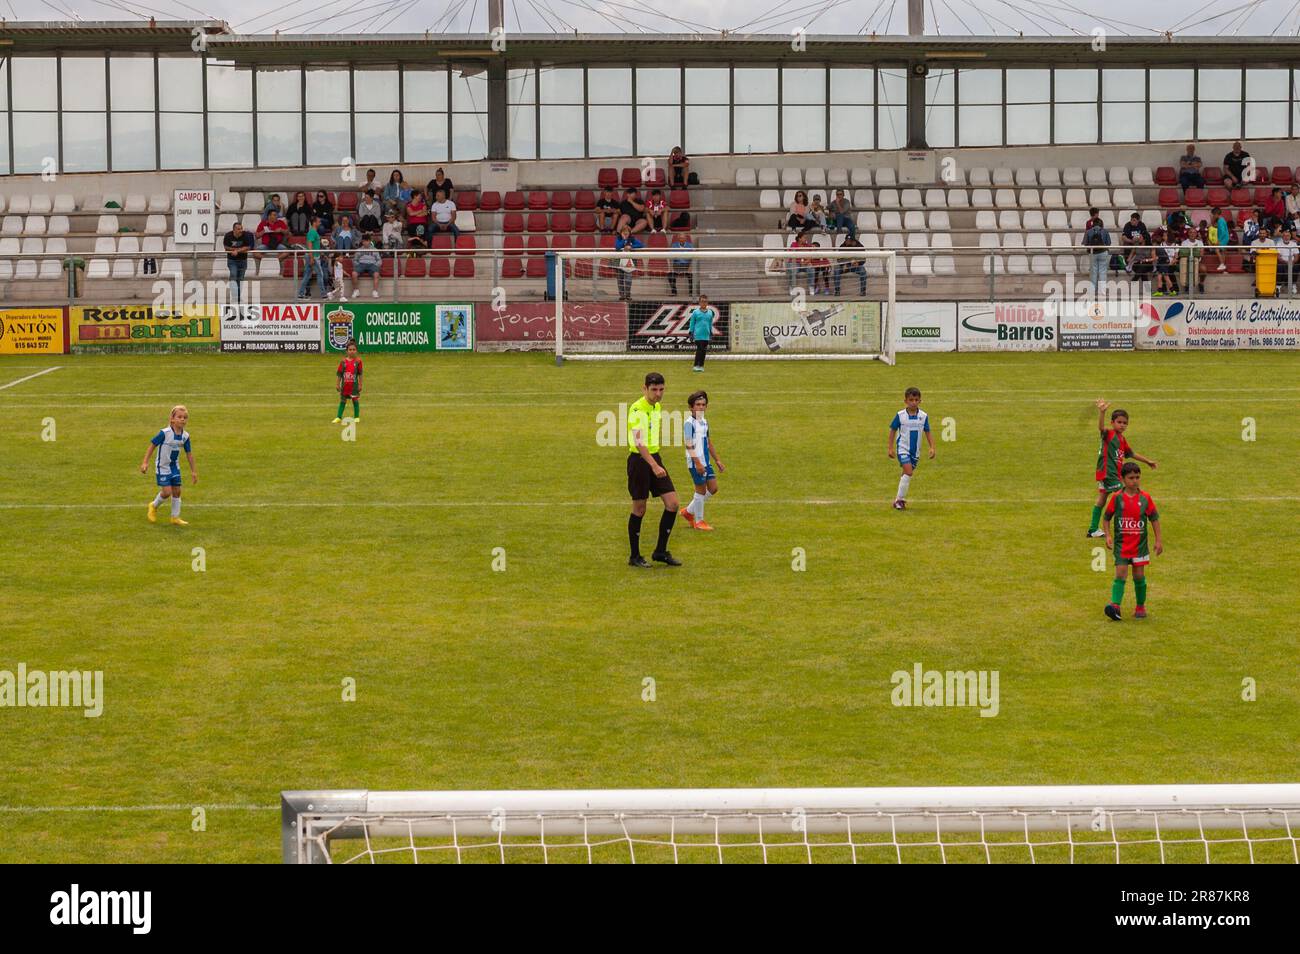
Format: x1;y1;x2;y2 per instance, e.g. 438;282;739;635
426;167;454;204
1286;184;1300;229
1208;207;1230;272
829;189;856;238
1083;207;1112;295
614;223;644;302
1129;241;1155;291
404;189;430;246
1178;143;1205;192
669;146;690;188
429;187;460;241
1276;226;1298;296
834;233;868;297
262;192;284;220
383;169;411;213
1152;228;1177;297
286;191;311;236
617;187;648;235
256;208;289;254
1180;227;1207;294
359;168;378;199
595;186;620;233
645;189;669;233
787;190;809;231
333;215;358;251
353;235;382;299
1242;208;1264;248
1166;203;1190;236
357;190;382;235
1222;142;1251;188
297;215;327;300
808;194;830;232
311;191;335;234
1263;187;1287;228
222;220;255;305
787;229;815;291
668;232;695;297
809;234;833;295
1120;213;1150;272
381;209;404;249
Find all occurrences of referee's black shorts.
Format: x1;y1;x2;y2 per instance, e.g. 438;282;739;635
627;452;676;499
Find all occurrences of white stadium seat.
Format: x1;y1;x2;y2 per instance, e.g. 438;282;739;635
910;254;932;276
80;194;102;211
931;233;953;250
924;189;946;208
23;215;46;235
882;232;904;251
1051;233;1072;250
1023;210;1045;230
1002;233;1025;250
243;192;264;213
1062;168;1085;186
879;210;902;231
1007;254;1030;275
850;167;871;186
856;210;878;232
998;210;1021;230
971;189;994;209
148;193;172;212
145;214;167;234
1042;188;1065;208
15;257;39;279
1019;189;1041;209
258;256;281;279
757;167;780;187
1015;168;1037;186
1031;254;1054;274
946;189;970;209
1;215;22;236
113;236;139;278
0;237;16;278
979;232;999;250
46;237;67;256
983;254;1004;275
1088;188;1110;208
97;214;119;235
53;194;75;213
781;168;802;186
1026;233;1047;249
20;237;43;256
218;191;241;212
8;195;30;214
991;168;1014;186
1085;167;1108;186
994;189;1016;208
735;168;757;187
38;256;62;279
240;213;260;231
934;255;956;275
1142;209;1162;229
1065;188;1087;208
975;210;997;230
457;211;477;233
1046;210;1070;230
1108;167;1131;186
0;196;7;214
759;189;781;209
85;259;110;279
1070;210;1090;230
900;188;922;208
906;233;928;249
852;188;874;207
903;210;925;230
217;213;237;233
928;211;950;230
804;168;826;188
874;167;897;187
877;189;901;209
30;195;52;214
1113;188;1135;208
159;257;184;277
1132;167;1155;187
1098;210;1117;229
124;194;147;213
968;167;991;187
827;169;849;187
94;236;116;254
101;193;123;209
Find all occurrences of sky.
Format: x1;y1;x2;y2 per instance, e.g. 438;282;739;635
8;0;1300;38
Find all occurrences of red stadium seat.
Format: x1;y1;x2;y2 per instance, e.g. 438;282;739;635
572;234;595;277
551;191;572;210
551;212;571;232
279;256;297;279
428;256;451;278
503;235;524;255
551;234;572;253
339;256;355;276
1202;167;1223;185
457;191;479;211
453;257;475;278
1254;166;1271;184
1272;166;1294;186
503;212;524;233
502;257;524;278
1254;187;1272;206
1206;187;1230;207
526;212;548;233
504;191;526;210
1230;187;1251;207
337;192;358;212
526;256;547;279
643;167;666;188
455;234;476;254
620;168;642;188
573;190;596;210
668;189;690;209
527;191;549;210
478;191;501;211
1154;166;1177;186
1183;187;1206;208
670;213;692;232
380;256;396;278
597;168;618;188
574;212;596;233
1225;252;1244;273
598;233;618;277
430;234;453;254
403;255;427;278
527;234;548;255
646;233;669;276
1158;188;1180;208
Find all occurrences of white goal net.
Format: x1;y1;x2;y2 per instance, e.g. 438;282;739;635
551;247;896;363
282;784;1300;864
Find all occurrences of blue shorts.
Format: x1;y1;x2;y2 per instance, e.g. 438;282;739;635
688;463;716;485
156;471;182;487
897;453;919;469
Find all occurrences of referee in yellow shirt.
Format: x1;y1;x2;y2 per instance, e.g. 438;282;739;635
627;371;682;567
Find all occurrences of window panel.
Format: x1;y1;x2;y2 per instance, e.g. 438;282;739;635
588;105;632;157
1150;70;1193;101
734;68;776;105
508;68;535;105
257;112;302;167
206;63;252;112
830;104;872;150
13;58;57;110
452;72;488;111
1006;69;1049;104
878;104;906;150
1198;69;1241;101
158;57;202;111
958;69;1001;105
508;104;536;159
355;113;399;163
63;113;106;171
161;113;203;168
636;104;679;154
306;69;350;111
404;112;448;161
404;70;448;111
1149;102;1193;141
354;69;398;111
1054;103;1097;143
926;106;954;148
1102;69;1144;103
12;113;58;173
686;67;728;105
207;112;253;167
782;105;825;151
111;112;156;171
257;68;301;111
734;105;777;153
877;69;907;107
830;68;872;104
588;68;631;105
306;112;349;165
1006;104;1049;144
958;105;1000;146
783;66;825;105
926;70;954;105
685;105;728;154
451;113;487;160
539;67;583;104
0;116;9;175
1055;69;1097;102
1102;102;1145;142
1246;101;1287;139
637;67;681;105
540;104;584;158
0;60;8;110
1198;101;1240;139
111;56;155;111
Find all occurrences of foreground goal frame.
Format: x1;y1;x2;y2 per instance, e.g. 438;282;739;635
552;247;897;364
281;784;1300;864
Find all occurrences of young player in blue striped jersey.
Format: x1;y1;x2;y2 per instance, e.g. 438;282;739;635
679;390;725;531
887;387;934;510
140;405;199;525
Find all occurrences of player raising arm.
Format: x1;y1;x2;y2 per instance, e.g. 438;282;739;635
1089;400;1158;538
140;404;198;526
887;386;935;510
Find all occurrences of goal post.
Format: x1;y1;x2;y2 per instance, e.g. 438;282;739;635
282;783;1300;864
552;247;896;364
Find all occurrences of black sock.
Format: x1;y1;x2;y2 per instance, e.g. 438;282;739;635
656;508;675;554
628;513;644;558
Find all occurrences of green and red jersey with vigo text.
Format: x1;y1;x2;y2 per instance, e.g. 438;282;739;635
1106;490;1159;561
1095;428;1134;484
337;357;363;397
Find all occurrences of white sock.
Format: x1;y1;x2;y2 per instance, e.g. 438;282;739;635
691;492;705;519
151;493;165;507
170;496;182;517
896;474;911;500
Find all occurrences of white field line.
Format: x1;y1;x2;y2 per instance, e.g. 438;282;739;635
0;804;276;813
0;496;1297;510
0;366;60;391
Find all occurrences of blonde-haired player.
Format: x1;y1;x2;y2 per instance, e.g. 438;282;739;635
140;405;198;525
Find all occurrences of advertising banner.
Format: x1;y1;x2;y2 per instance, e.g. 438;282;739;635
893;301;957;352
1136;299;1300;350
475;302;628;349
324;302;472;352
957;301;1058;351
70;305;220;350
1057;299;1135;351
729;301;879;353
628;301;731;353
220;302;322;352
0;307;66;355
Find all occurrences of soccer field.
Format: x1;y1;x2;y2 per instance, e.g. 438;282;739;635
0;351;1297;863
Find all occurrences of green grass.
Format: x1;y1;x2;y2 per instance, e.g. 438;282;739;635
0;350;1297;862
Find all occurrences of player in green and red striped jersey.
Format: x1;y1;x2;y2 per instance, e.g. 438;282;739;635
1103;462;1163;621
1088;399;1158;538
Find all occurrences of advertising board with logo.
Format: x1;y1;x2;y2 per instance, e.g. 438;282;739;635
1057;299;1135;350
0;307;66;355
729;301;879;354
220;303;322;352
893;301;956;352
475;302;627;349
628;301;731;353
324;302;472;352
1136;299;1300;349
956;301;1058;351
70;305;220;350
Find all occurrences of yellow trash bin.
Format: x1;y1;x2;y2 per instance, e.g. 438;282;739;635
1256;247;1278;297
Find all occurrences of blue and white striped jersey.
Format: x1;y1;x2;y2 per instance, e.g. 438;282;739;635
151;426;191;476
683;415;710;469
889;408;929;460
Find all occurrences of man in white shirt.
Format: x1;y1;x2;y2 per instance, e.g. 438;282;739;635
429;187;460;241
1273;226;1297;295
